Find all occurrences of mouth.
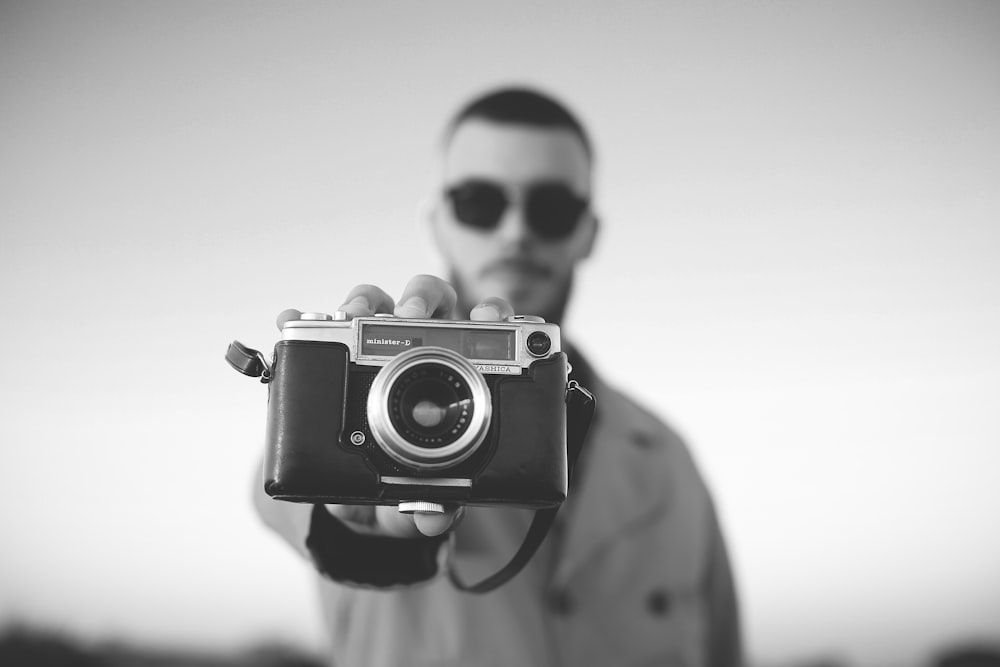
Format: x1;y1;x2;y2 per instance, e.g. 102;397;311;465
481;257;553;282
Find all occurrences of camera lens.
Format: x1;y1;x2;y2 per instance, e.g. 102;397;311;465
367;347;492;470
390;364;473;447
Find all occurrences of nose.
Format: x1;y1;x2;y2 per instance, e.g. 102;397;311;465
494;196;533;247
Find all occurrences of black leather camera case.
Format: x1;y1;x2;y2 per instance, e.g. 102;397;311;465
263;340;569;509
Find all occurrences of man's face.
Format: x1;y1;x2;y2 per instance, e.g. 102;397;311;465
431;119;597;322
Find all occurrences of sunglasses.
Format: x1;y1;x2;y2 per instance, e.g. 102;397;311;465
444;179;589;241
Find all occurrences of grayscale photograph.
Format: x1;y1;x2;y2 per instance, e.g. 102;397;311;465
1;2;998;666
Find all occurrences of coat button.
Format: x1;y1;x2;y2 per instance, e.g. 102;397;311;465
630;431;654;448
546;588;575;615
647;589;671;616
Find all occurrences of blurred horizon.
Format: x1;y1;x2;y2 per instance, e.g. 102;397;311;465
1;2;998;666
2;623;999;667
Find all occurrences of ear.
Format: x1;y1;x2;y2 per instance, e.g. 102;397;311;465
416;194;440;247
414;195;449;270
426;198;446;254
576;212;599;261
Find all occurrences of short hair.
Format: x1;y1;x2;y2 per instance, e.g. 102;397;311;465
444;87;593;161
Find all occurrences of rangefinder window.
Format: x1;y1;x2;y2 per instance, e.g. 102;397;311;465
361;323;515;361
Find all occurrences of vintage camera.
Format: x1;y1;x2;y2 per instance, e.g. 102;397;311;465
229;310;577;513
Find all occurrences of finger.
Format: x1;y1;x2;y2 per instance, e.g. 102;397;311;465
338;284;396;320
469;297;514;322
395;274;458;320
373;504;463;538
374;505;423;538
276;308;303;330
414;505;465;537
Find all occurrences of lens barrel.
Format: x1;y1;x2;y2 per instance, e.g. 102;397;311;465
367;347;492;469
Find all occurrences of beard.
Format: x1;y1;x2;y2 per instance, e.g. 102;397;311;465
448;268;575;327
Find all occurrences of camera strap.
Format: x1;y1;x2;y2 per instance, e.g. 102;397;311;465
225;340;271;382
449;380;596;594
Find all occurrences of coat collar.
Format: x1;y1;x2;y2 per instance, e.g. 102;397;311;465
551;373;676;586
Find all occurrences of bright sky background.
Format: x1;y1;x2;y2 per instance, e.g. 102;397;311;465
1;2;998;666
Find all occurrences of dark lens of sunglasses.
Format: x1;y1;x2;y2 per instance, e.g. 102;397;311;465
525;185;588;240
447;182;507;230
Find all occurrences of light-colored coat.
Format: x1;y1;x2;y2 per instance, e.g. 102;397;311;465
259;375;741;666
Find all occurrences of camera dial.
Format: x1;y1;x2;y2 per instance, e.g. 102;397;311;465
398;501;446;515
367;346;492;470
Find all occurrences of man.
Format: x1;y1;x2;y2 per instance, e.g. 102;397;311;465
254;87;742;666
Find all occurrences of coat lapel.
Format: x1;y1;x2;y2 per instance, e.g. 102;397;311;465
551;377;676;587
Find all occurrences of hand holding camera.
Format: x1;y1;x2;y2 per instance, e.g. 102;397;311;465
313;276;505;539
231;275;588;550
269;275;504;539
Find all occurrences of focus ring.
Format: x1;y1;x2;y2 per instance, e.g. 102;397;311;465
367;347;492;470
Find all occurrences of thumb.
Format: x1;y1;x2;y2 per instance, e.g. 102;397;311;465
414;505;465;536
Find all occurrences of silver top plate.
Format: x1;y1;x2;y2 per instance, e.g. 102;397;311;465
281;315;560;374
